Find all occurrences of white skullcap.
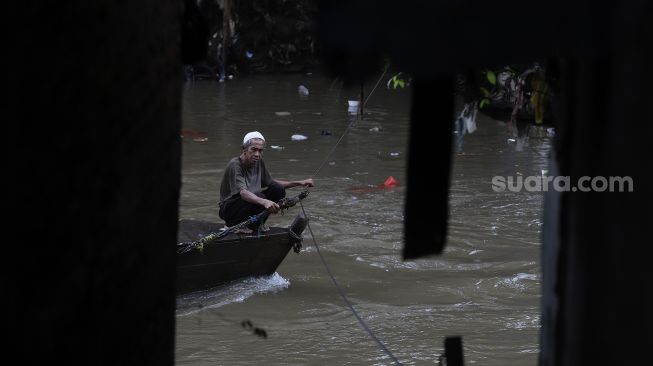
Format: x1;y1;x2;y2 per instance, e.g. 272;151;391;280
243;131;265;145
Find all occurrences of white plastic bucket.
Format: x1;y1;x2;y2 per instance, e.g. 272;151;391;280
347;100;359;115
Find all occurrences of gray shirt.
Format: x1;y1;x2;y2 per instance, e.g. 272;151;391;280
219;157;273;207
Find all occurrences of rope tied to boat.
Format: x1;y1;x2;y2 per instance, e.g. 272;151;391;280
295;67;404;365
300;202;403;365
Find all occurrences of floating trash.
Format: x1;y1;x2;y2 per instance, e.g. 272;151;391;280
275;111;291;116
291;134;308;141
369;127;380;132
547;128;555;137
193;137;208;143
347;100;359;115
465;116;477;134
298;85;309;97
180;130;207;139
348;176;399;193
454;103;478;152
270;145;284;150
245;51;253;59
390;152;400;157
383;176;398;188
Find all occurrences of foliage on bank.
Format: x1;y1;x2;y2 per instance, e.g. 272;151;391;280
193;0;319;78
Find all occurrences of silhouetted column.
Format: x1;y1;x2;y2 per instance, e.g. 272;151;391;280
11;1;181;364
545;2;653;364
404;78;454;258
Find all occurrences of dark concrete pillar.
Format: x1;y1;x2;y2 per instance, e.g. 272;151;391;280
544;2;653;364
11;1;181;364
403;78;454;259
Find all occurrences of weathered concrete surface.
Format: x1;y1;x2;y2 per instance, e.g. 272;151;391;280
11;1;181;364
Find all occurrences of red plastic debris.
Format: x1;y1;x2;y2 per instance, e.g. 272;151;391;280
347;176;399;194
180;130;207;139
382;176;398;188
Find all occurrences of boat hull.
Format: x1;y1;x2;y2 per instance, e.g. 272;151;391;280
176;219;304;294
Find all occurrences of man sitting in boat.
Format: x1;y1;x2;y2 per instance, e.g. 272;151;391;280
218;131;314;232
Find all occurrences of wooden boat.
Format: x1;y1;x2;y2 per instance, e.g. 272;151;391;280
176;192;309;295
